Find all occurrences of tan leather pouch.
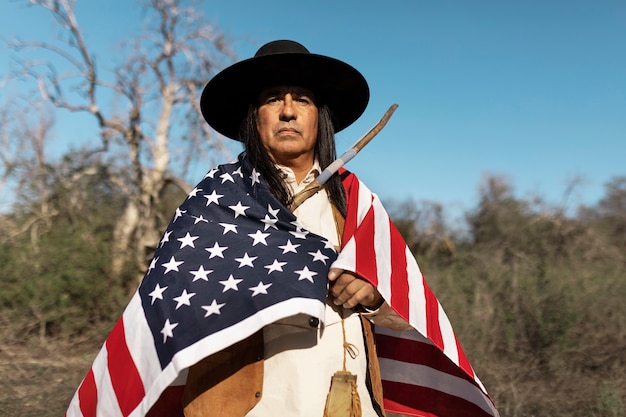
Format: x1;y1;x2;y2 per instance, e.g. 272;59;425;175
323;370;362;417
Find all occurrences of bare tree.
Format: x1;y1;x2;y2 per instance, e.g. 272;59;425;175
9;0;235;283
0;98;56;253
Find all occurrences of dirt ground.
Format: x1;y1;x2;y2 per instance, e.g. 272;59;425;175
0;338;98;417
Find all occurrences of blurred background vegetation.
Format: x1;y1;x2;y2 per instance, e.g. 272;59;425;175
387;175;626;417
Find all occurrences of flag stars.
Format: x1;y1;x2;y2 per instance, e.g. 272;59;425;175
267;205;280;217
202;300;226;317
177;232;199;249
250;169;261;186
193;215;209;224
148;283;168;304
220;172;234;183
187;187;202;199
160;319;179;343
235;252;257;268
147;256;159;274
173;289;196;309
204;168;218;178
219;223;238;235
290;229;309;240
173;208;186;222
291;220;306;231
204;190;224;206
190;265;213;282
309;250;329;264
323;239;336;251
249;281;272;296
279;239;300;254
160;231;172;247
232;166;244;178
295;266;318;283
229;201;250;218
162;256;184;274
205;242;228;259
219;275;243;292
261;214;279;230
248;230;270;246
264;259;287;274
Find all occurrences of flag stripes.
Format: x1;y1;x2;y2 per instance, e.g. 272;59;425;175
334;169;497;417
107;320;144;416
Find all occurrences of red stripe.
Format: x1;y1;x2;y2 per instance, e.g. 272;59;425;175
382;381;493;417
340;170;358;246
423;280;444;349
145;385;185;417
383;398;439;417
355;206;378;286
388;220;410;319
341;170;379;287
376;333;473;380
456;337;475;378
106;318;145;416
78;368;98;417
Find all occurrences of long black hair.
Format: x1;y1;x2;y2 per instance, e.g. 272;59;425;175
239;104;347;217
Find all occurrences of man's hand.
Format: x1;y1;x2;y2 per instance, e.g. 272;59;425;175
327;268;383;310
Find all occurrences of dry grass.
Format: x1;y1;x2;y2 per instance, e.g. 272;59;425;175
0;330;98;417
0;315;101;417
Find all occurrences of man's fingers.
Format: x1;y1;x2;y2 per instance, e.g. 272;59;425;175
330;273;380;309
328;270;355;298
327;267;343;282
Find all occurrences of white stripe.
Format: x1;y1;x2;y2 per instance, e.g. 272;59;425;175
65;393;81;417
379;358;499;417
473;372;489;396
405;246;427;334
374;326;433;345
376;318;488;395
129;357;182;417
65;376;84;416
123;292;166;416
356;179;372;226
438;303;460;364
94;345;124;417
371;193;392;300
332;235;357;273
174;297;326;370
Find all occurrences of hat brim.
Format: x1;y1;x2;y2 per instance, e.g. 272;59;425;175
200;52;369;140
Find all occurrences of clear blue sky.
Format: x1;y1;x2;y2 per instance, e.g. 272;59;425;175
2;0;625;218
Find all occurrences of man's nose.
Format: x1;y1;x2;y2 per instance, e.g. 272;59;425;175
279;94;297;120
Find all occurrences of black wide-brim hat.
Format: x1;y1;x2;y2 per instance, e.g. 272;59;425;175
200;40;370;140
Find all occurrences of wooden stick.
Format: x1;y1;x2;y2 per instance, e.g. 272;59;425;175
289;104;399;211
316;104;398;185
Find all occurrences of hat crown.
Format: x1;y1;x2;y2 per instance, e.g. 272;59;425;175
254;40;310;57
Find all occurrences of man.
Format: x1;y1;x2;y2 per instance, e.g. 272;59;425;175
65;40;498;417
187;39;408;417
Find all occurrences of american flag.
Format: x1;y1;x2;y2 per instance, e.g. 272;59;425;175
65;154;497;417
334;171;498;417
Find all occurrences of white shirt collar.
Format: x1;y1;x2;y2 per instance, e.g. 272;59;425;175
276;161;321;191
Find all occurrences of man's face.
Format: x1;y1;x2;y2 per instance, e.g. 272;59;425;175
256;86;318;167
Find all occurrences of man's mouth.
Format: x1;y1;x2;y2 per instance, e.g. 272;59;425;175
277;127;299;134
